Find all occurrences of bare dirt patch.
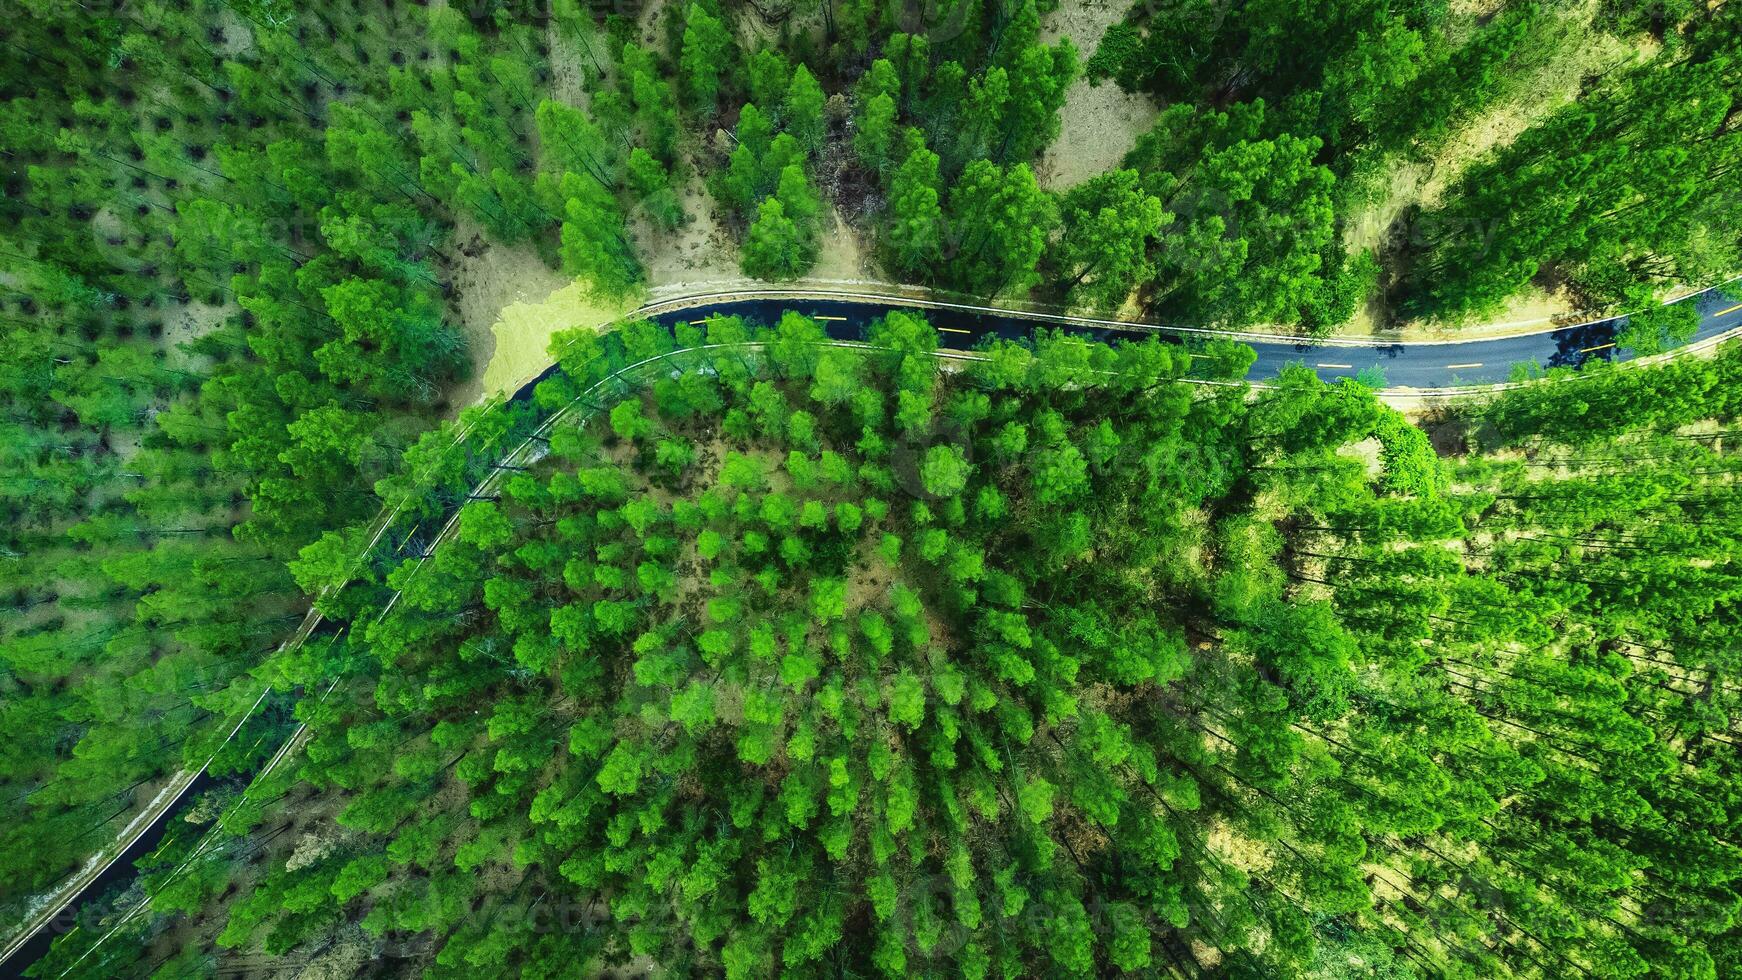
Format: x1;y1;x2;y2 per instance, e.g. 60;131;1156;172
635;0;672;49
544;18;608;107
1036;79;1158;191
810;204;871;280
161;299;236;370
480;280;639;400
1035;0;1159;191
1038;0;1127;49
633;171;744;288
212;6;256;57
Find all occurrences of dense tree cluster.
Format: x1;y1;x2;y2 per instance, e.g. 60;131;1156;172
1;0;700;919
834;14;1077;297
0;0;479;911
1089;0;1741;326
4;0;1741;974
1404;11;1742;318
34;310;1742;978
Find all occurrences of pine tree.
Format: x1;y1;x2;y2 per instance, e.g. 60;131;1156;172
559;173;643;298
885;144;943;279
944;160;1055;297
680;4;737;116
1047;169;1166;310
742;198;813;281
784;65;826;155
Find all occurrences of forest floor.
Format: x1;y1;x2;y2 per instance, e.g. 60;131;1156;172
632;172;744;290
1036;0;1160;191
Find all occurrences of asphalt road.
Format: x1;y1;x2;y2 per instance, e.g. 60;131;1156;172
633;285;1742;389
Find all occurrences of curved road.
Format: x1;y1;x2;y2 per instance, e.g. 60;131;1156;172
8;280;1741;974
624;282;1742;391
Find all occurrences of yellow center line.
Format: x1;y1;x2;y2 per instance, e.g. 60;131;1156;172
1316;362;1353;370
1715;302;1742;317
1446;362;1483;370
937;326;973;335
1578;342;1616;354
814;315;847;321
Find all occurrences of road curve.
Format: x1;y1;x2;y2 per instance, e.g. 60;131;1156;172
9;279;1739;974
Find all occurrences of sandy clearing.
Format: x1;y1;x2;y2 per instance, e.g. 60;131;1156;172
444;216;586;406
1037;78;1159;191
477;280;639;401
1039;0;1129;48
810;204;871;280
544;17;602;107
